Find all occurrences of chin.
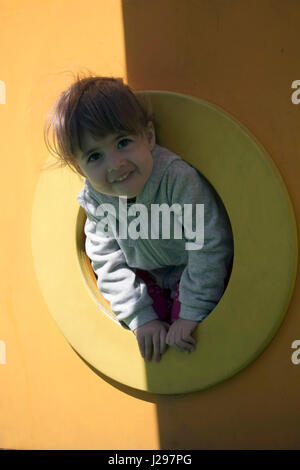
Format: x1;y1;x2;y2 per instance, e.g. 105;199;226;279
124;192;138;199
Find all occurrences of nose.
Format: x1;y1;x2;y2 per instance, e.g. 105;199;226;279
107;151;126;173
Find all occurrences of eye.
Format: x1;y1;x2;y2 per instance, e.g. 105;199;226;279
117;138;132;149
87;152;102;163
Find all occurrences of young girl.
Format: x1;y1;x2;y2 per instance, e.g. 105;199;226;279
44;75;233;363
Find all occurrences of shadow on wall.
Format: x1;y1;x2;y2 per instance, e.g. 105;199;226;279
119;0;299;450
121;0;207;95
119;0;232;450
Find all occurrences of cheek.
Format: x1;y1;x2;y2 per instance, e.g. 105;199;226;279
147;157;154;176
89;166;106;182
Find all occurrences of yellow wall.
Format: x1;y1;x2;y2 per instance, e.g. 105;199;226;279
0;0;300;449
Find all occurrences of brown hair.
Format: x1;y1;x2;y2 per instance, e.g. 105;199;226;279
43;73;154;175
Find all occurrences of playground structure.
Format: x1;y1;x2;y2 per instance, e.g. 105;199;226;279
1;0;300;449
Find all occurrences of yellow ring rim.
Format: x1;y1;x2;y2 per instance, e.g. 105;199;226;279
31;91;298;394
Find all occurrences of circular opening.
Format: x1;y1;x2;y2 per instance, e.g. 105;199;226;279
76;206;119;322
76;174;235;329
32;90;297;394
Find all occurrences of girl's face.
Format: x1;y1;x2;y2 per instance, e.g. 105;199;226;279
74;121;155;198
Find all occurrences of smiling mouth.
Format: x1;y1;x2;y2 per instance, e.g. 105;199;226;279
112;170;133;183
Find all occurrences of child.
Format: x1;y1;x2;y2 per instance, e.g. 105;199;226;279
44;75;234;363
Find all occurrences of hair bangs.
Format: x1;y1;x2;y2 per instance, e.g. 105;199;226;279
44;74;154;174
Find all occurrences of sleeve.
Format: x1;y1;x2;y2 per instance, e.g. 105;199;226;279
77;188;159;331
167;161;234;322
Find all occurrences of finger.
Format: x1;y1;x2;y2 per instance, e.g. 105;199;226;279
179;334;196;346
168;332;182;352
160;328;167;355
137;335;145;359
165;330;170;344
144;336;153;362
184;334;196;346
166;327;184;351
174;326;183;348
161;321;170;331
166;326;188;352
176;338;195;352
166;327;174;346
153;333;161;362
174;328;194;352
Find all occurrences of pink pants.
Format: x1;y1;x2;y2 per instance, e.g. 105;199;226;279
136;269;180;324
136;257;233;325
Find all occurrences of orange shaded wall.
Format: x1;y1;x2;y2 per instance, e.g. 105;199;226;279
0;0;300;449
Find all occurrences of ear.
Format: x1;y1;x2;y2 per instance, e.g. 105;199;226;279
145;121;156;150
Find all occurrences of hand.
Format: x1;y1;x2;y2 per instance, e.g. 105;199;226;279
166;318;198;353
134;320;170;362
